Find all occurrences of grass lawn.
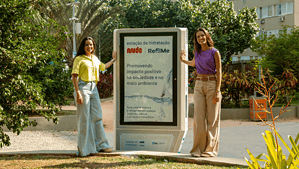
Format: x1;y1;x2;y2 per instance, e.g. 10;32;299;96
0;155;246;169
271;91;299;107
26;110;76;117
290;91;299;105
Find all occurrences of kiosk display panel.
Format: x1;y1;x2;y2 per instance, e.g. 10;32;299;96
120;32;177;126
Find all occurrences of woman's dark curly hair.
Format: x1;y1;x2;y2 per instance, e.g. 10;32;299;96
75;37;96;57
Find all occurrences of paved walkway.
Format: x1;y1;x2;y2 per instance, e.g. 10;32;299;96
61;96;299;160
1;95;299;167
1;122;299;167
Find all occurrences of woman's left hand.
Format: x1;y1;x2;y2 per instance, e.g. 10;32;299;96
213;91;221;104
112;51;117;61
179;50;186;62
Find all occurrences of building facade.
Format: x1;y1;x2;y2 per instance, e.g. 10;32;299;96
231;0;298;64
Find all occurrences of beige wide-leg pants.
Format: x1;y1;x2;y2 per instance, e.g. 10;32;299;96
190;80;221;157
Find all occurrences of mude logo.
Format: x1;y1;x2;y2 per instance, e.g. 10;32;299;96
127;47;142;53
148;48;169;53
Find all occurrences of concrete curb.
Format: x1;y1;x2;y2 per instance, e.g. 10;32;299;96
189;103;299;119
3;105;297;131
2;97;114;132
2;115;77;132
0;150;248;167
67;96;113;106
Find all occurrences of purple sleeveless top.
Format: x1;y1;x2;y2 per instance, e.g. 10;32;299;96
195;48;218;75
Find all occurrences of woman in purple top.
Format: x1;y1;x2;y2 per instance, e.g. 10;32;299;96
180;28;222;157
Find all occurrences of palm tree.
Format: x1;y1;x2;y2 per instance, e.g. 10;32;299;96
35;0;122;66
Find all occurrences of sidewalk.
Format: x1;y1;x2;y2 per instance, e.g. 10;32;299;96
1;95;299;167
2;122;299;167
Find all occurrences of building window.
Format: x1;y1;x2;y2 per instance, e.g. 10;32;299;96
257;2;293;19
256;8;260;19
267;30;273;37
277;2;293;16
256;5;273;19
268;5;273;17
287;2;294;14
282;3;287;14
262;29;289;38
277;4;282;15
241;56;250;61
262;6;268;18
275;30;279;37
287;28;293;34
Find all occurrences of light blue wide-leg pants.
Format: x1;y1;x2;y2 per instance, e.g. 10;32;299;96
74;79;110;156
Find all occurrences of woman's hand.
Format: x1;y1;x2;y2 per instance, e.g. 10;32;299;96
213;91;221;104
180;50;186;62
76;90;83;105
112;51;117;61
105;51;117;69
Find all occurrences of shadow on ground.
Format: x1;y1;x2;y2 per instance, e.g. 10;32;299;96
0;154;246;169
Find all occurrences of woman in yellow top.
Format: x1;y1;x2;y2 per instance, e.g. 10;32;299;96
71;37;116;157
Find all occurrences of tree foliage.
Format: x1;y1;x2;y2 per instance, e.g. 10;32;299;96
35;0;122;67
108;0;198;61
195;0;258;67
34;0;258;72
0;0;72;147
101;0;258;69
97;16;127;73
251;26;299;78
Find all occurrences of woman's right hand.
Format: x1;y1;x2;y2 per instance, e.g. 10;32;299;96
76;90;83;105
112;51;117;61
180;50;186;62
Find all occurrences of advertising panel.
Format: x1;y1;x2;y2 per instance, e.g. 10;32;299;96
120;32;177;125
114;28;188;152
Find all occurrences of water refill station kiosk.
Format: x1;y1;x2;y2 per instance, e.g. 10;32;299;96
113;28;188;153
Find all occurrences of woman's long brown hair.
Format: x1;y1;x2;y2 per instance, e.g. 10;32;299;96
193;28;214;54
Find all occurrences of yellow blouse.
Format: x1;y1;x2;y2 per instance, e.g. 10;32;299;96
71;55;105;83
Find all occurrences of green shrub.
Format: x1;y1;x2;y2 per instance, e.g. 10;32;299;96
220;68;298;108
188;70;196;89
0;0;72;147
97;73;113;99
245;130;299;169
245;69;299;168
221;68;258;108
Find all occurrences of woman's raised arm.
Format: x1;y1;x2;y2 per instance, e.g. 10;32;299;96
105;51;117;69
180;50;195;67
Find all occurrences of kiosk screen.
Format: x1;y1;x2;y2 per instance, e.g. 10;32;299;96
120;32;177;126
